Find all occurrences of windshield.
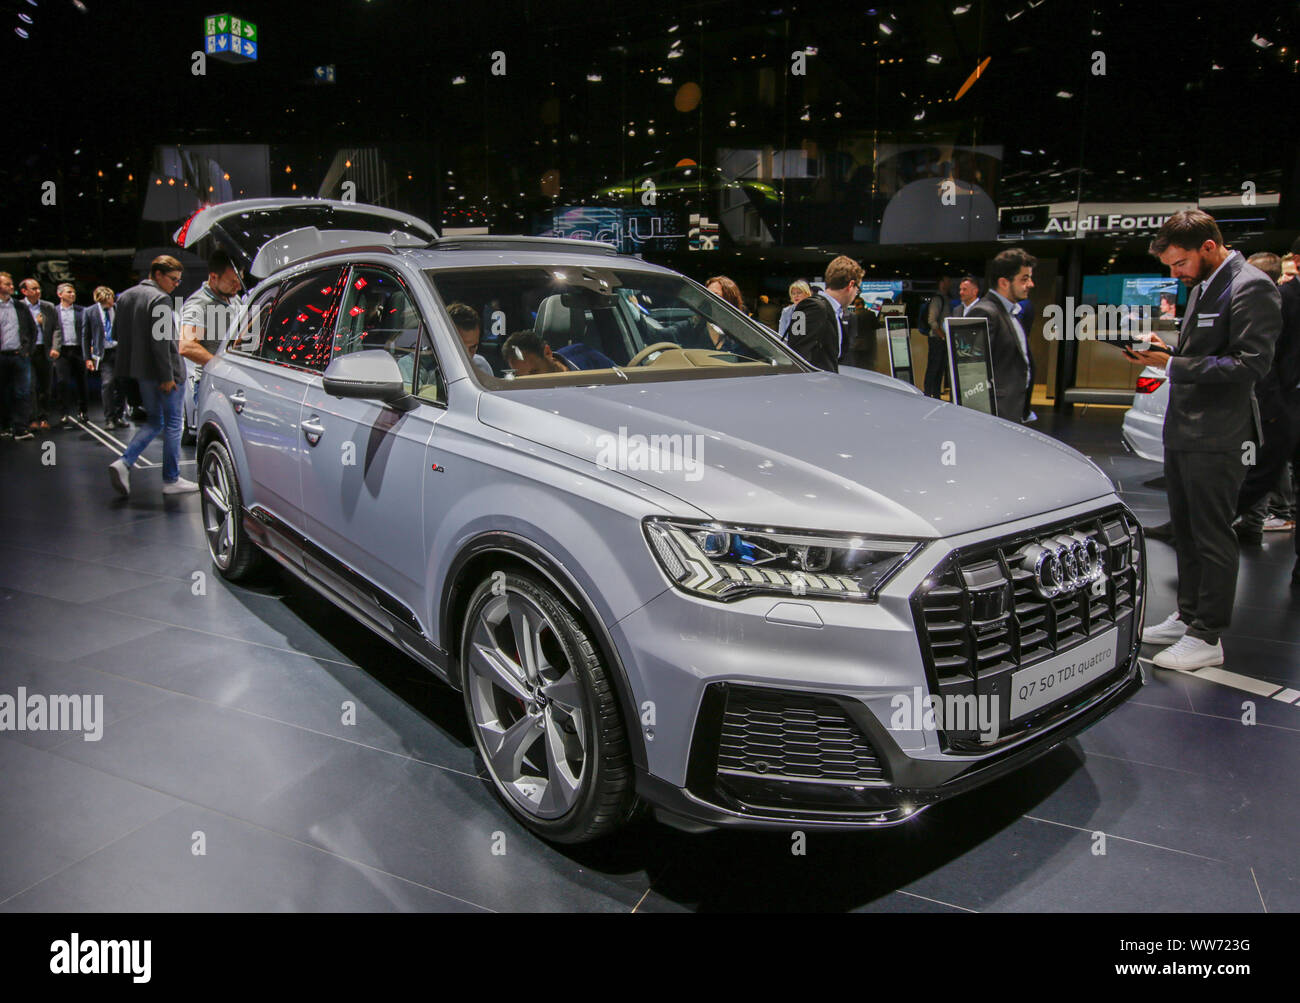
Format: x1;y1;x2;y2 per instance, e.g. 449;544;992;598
425;265;805;388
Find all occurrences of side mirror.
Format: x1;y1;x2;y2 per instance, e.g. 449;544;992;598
322;349;417;411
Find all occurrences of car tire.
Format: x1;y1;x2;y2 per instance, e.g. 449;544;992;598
460;570;634;843
199;440;266;582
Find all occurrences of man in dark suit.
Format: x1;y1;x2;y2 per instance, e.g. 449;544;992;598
49;282;88;424
1126;210;1280;669
787;255;862;373
108;255;197;497
17;278;58;430
82;286;125;427
0;271;37;440
1234;253;1300;545
965;248;1036;422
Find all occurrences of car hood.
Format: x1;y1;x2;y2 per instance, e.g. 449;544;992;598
478;372;1116;537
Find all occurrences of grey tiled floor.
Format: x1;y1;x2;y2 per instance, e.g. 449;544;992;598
1;408;1297;911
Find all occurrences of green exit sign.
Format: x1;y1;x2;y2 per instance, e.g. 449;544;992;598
205;13;258;62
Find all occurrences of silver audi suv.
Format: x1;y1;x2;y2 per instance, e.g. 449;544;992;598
184;198;1145;843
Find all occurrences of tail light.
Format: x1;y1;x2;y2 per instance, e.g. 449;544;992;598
1135;376;1165;394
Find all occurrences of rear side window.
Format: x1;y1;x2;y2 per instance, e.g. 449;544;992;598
258;267;346;370
228;286;278;355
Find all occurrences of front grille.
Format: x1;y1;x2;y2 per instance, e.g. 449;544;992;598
912;507;1143;750
716;685;885;784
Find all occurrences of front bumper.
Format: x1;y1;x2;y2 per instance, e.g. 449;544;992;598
615;498;1145;831
640;665;1142;831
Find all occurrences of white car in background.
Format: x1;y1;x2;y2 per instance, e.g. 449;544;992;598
1121;366;1168;463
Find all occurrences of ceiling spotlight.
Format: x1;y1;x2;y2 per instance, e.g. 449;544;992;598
452;75;465;84
18;13;32;22
1251;34;1273;49
14;27;28;37
72;0;87;10
952;4;970;12
913;109;926;121
1056;90;1073;98
927;53;942;64
1006;8;1024;21
878;21;893;34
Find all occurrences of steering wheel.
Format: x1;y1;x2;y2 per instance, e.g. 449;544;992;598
626;341;682;367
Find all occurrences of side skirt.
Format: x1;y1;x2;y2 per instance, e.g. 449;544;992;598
242;506;452;683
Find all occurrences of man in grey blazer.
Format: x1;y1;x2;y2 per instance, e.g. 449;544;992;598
1126;210;1280;669
965;249;1035;422
107;255;198;497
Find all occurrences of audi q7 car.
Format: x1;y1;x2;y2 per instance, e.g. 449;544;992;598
182;198;1145;843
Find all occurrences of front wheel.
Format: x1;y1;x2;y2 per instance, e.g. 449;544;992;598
460;571;634;843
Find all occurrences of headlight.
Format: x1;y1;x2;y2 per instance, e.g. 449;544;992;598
644;518;923;603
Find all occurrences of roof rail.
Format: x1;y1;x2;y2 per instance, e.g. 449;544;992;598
427;235;619;256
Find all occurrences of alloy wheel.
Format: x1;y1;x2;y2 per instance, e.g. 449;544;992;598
466;589;590;819
200;451;235;569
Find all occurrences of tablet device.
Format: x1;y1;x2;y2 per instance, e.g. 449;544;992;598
943;315;998;416
884;315;914;384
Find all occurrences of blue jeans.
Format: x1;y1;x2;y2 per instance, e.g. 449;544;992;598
121;381;182;483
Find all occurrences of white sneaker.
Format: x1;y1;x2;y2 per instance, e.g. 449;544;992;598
1141;611;1186;645
1262;516;1295;532
1152;635;1224;670
108;458;130;496
162;477;199;495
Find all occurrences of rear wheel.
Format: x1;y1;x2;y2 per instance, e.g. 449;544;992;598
460;571;634;843
200;440;266;582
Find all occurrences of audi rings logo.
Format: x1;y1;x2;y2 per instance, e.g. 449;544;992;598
1016;533;1102;599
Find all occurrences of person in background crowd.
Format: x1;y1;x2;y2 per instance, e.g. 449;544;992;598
179;250;243;368
446;302;494;380
82;286;123;428
108;255;198;497
923;276;955;397
788;255;863;373
1281;256;1297;284
966;248;1037;422
958;275;981;316
50;282;88;425
1126;210;1280;667
179;250;243;422
501;330;617;376
777;280;811;340
0;271;36;440
703;276;747;354
18;278;57;431
1234;252;1298;543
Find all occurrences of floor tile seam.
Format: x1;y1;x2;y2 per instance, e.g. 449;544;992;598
0;803;187;908
0;540;194;586
1020;813;1227;863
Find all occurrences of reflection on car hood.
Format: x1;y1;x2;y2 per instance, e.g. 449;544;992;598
478;372;1116;537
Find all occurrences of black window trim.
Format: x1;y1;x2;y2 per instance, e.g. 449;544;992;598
339;262;448;410
235;264;348;375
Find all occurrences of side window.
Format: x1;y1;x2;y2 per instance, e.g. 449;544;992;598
229;285;278;355
335;267;444;403
258;267;346;370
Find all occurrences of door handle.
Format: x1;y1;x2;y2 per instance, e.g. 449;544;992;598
229;389;246;414
300;415;325;447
